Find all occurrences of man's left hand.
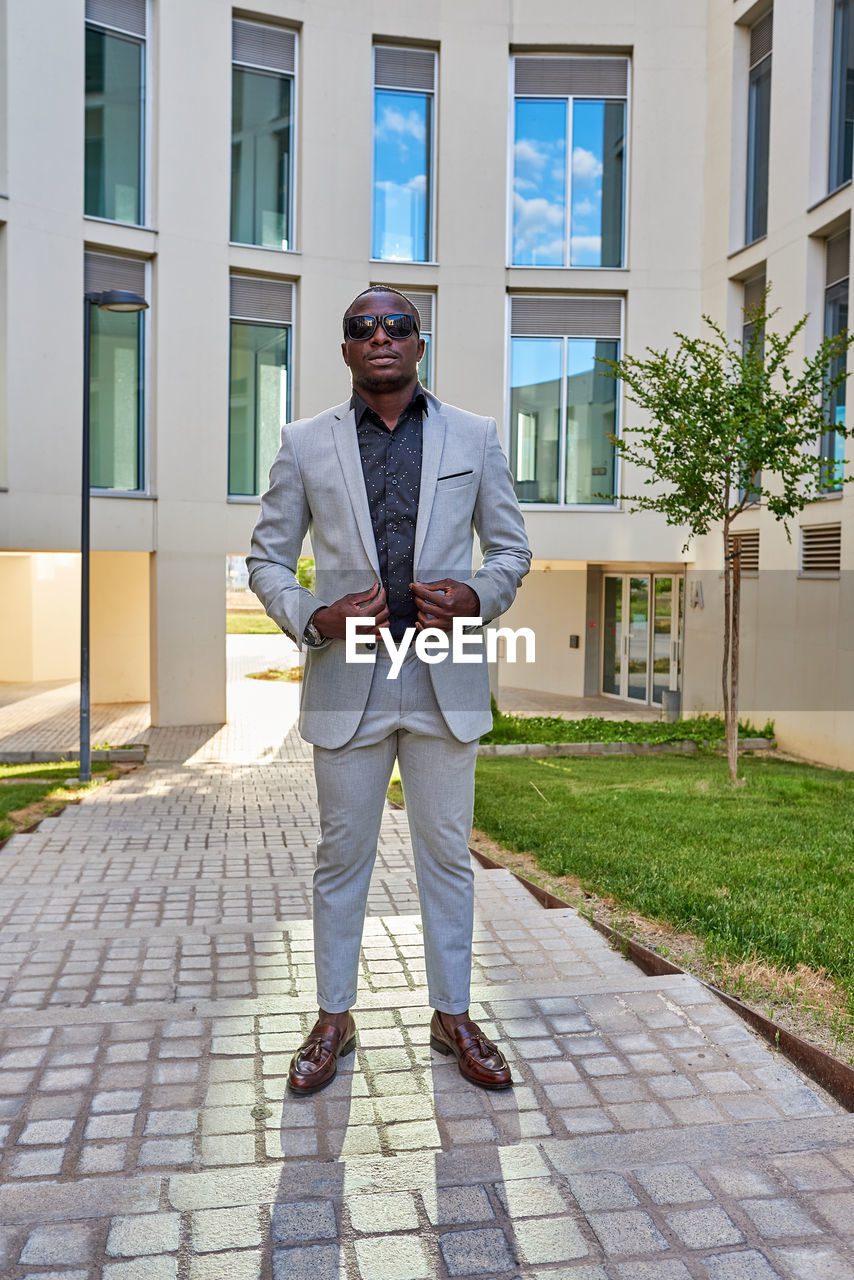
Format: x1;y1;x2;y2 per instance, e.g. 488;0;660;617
410;579;480;632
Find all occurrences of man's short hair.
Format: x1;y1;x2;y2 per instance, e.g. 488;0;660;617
343;285;421;330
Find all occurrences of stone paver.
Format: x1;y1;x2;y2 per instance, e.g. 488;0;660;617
0;749;852;1280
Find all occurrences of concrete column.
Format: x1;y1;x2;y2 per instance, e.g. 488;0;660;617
149;548;226;726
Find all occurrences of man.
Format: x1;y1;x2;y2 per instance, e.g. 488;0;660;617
247;286;530;1095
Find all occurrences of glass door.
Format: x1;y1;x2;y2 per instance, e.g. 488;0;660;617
602;574;683;704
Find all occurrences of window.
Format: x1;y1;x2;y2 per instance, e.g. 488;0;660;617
85;251;146;492
372;47;436;263
231;20;296;250
84;0;146;224
229;276;293;497
822;229;849;491
739;270;765;504
508;296;621;505
511;57;628;268
830;0;854;191
745;11;772;245
404;289;435;388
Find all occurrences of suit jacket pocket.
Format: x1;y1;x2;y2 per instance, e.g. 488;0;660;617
436;470;475;491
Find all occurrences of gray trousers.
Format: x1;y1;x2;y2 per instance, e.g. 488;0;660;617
311;648;479;1014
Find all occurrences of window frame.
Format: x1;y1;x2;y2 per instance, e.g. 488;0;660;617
84;3;150;228
86;254;151;497
744;15;772;248
821;235;849;494
503;294;624;510
227;278;295;501
829;0;854;194
230;22;299;254
370;45;438;265
507;55;630;271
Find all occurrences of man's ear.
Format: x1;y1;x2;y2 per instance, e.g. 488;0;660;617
341;341;351;367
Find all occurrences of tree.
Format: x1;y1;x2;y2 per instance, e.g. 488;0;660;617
601;294;854;782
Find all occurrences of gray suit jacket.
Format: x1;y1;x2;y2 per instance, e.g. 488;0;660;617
246;388;531;748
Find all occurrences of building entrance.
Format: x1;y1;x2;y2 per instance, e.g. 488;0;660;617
601;574;683;705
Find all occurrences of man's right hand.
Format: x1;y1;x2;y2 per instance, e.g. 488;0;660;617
311;584;388;640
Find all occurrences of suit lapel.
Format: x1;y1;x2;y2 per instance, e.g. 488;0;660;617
414;400;447;574
331;407;381;576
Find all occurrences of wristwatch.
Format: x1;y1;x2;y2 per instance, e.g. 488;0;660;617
303;613;325;648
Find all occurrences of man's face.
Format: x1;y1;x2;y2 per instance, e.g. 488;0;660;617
341;293;426;395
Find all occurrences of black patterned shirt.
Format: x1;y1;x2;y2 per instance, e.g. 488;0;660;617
351;384;426;639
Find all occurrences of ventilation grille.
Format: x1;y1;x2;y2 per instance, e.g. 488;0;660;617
514;56;628;98
826;230;850;287
511;295;622;338
743;272;766;312
750;11;773;66
85;251;147;296
230;275;294;325
374;46;435;91
727;529;759;573
86;0;146;36
233;20;296;74
800;524;841;574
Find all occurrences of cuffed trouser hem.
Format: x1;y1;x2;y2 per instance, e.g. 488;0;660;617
430;998;471;1015
316;992;357;1014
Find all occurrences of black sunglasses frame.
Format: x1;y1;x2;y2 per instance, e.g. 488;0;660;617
342;313;420;341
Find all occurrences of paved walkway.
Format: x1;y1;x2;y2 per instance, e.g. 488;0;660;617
1;758;853;1280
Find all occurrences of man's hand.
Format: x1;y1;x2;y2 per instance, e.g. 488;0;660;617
410;579;480;632
312;584;389;640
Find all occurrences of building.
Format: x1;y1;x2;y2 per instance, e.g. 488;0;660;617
0;0;850;768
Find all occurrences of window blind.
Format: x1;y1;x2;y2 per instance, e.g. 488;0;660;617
85;251;147;296
743;272;766;311
514;56;628;98
230;276;294;325
232;19;296;75
374;46;435;91
826;230;850;287
510;295;622;338
86;0;146;37
750;11;773;66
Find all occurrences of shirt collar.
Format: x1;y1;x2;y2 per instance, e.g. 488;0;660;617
351;383;428;429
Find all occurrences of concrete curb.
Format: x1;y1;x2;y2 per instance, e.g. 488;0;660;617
0;748;148;765
477;737;776;757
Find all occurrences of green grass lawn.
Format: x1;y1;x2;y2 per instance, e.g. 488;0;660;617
470;754;854;1009
0;762;114;842
484;708;774;746
227;611;281;634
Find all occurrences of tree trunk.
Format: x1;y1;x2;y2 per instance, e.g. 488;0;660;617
728;534;742;784
721;525;732;764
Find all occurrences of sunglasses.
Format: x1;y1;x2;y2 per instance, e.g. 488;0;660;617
343;313;419;341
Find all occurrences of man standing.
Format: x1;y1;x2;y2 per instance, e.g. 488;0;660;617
247;286;530;1095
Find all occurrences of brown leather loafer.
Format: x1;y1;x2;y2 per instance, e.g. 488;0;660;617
429;1012;513;1090
288;1013;357;1096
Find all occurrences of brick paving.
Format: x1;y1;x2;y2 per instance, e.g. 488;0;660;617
0;760;853;1278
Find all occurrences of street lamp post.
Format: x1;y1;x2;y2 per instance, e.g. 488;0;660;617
80;289;149;782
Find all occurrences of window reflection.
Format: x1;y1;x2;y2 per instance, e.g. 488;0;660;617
512;100;567;266
570;102;625;268
90;308;143;491
823;278;848;491
229;323;290;497
509;339;562;503
830;0;854;191
373;90;432;262
231;68;293;250
85;26;144;224
565;339;618;503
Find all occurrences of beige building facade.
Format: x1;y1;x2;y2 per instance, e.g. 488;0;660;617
0;0;850;767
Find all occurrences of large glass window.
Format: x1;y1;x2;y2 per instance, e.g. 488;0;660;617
512;57;628;268
739;271;765;504
830;0;854;191
372;47;436;262
822;232;849;491
509;296;621;506
84;14;145;224
745;13;772;245
228;277;293;497
231;21;296;251
85;251;146;492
